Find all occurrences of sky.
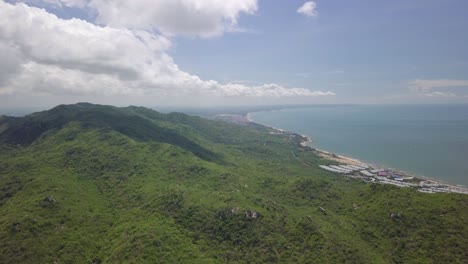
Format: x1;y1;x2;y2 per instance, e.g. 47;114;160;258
1;0;468;107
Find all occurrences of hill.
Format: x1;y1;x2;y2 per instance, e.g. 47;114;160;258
0;103;467;263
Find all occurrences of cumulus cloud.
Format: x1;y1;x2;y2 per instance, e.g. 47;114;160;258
90;0;258;37
16;0;258;37
0;1;334;99
297;1;318;17
408;79;468;97
0;42;24;87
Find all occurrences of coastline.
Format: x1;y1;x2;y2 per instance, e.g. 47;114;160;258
247;111;376;167
245;111;468;194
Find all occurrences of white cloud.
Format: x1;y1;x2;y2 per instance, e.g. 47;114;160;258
0;42;24;87
295;73;312;78
325;70;345;75
0;1;334;99
89;0;259;37
297;1;318;17
423;91;456;98
17;0;259;37
408;79;468;97
409;79;468;91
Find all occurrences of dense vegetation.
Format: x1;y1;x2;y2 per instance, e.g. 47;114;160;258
0;103;467;263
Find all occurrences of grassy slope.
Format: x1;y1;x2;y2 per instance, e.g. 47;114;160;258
0;104;466;264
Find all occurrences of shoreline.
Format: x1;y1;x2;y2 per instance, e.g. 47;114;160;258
247;111;373;167
245;111;468;194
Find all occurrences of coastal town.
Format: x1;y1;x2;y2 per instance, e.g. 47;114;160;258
311;139;468;195
317;161;468;194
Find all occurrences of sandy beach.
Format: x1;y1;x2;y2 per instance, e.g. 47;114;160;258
314;148;366;166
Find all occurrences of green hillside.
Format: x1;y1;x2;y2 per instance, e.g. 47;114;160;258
0;103;466;263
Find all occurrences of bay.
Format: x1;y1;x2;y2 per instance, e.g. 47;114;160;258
249;105;468;186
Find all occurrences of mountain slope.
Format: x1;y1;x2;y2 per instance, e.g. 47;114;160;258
0;104;467;263
0;103;220;163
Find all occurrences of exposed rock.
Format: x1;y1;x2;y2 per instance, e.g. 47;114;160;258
390;212;403;221
245;210;259;219
218;207;260;220
44;195;56;204
230;207;240;214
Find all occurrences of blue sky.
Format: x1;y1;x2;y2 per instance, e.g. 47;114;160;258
172;0;468;103
1;0;467;107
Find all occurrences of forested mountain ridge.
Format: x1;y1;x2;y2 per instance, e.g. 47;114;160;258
0;103;466;263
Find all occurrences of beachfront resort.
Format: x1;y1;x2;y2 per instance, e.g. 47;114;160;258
318;162;468;195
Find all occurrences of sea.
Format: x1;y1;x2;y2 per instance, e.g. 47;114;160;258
249;105;468;186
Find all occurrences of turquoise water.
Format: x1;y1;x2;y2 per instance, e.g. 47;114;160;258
249;105;468;186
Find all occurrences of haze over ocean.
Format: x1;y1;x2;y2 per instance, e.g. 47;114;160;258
250;105;468;186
